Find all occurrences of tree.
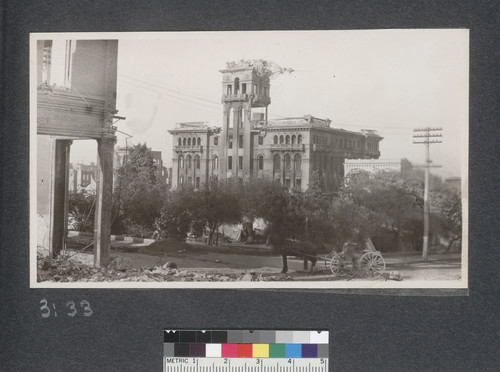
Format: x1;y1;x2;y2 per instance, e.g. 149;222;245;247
195;178;242;246
429;182;462;250
113;143;167;236
298;170;333;249
342;170;424;251
68;190;96;233
156;186;197;241
155;179;242;245
341;168;462;253
327;197;378;250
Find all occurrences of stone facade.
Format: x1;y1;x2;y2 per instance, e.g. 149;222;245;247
169;61;382;192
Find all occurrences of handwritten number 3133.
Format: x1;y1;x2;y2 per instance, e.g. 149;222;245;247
40;299;93;318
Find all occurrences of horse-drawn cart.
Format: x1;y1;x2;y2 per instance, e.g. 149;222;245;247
322;238;386;278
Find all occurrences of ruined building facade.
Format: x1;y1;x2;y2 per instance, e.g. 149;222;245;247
36;39;119;266
169;61;382;192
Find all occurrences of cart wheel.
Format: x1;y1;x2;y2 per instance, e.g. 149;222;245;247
359;252;386;277
329;253;346;276
324;251;336;270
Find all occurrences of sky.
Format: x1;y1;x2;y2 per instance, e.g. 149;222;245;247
70;30;469;178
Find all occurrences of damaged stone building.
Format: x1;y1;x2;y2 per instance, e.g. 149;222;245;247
169;60;383;191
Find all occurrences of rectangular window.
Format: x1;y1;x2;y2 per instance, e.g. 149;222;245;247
180;176;184;185
188;177;192;185
285;179;291;187
214;136;218;146
196;177;200;188
242;83;247;93
258;136;263;145
229;136;233;149
239;135;243;148
239;156;243;169
228;156;232;169
296;179;301;189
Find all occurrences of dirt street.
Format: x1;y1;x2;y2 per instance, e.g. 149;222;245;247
110;248;462;281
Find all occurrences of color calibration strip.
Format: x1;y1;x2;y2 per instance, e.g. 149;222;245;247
164;330;328;372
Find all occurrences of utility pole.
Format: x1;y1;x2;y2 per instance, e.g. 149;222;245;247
413;127;442;260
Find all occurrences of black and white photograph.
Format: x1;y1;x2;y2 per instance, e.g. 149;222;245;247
31;30;468;289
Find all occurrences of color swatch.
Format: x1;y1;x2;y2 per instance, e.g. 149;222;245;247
163;330;329;359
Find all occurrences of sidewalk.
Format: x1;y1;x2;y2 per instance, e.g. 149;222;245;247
66;231;274;255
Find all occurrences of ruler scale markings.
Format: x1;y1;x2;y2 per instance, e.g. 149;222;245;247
164;331;328;371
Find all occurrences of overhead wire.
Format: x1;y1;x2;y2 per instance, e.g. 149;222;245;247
119;73;221;106
118;74;434;138
119;78;221;115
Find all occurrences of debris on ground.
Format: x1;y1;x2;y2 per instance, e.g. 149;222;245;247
37;254;295;282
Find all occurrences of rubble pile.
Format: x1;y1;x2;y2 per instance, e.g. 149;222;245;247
37;255;293;282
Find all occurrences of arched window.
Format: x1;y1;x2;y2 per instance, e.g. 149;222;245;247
273;135;278;144
234;77;240;94
298;135;302;144
279;135;284;144
197;137;201;146
294;154;302;173
195;155;200;169
183;138;186;146
187;155;192;169
286;135;290;144
187;138;191;146
291;135;296;145
258;155;264;170
179;155;184;169
273;154;281;171
192;137;196;146
285;154;291;170
212;155;219;170
178;138;181;146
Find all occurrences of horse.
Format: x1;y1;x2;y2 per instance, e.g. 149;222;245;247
279;240;318;274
